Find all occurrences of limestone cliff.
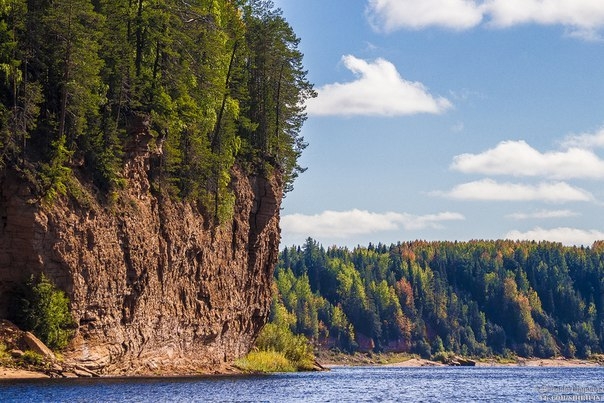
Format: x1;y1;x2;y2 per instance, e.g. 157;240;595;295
0;134;282;375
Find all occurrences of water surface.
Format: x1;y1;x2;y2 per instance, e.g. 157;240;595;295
1;366;603;402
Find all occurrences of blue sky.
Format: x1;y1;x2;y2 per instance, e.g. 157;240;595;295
273;0;604;249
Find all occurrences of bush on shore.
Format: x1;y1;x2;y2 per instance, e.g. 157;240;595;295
234;350;296;373
236;323;316;372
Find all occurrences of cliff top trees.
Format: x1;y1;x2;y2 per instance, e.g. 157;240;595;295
241;0;315;193
0;0;313;217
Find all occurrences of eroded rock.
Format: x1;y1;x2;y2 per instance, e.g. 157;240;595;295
0;137;282;375
22;332;56;361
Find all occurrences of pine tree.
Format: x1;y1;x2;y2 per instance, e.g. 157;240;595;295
242;0;315;192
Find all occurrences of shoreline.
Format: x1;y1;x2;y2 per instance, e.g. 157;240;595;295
1;356;602;380
316;351;604;369
0;364;247;380
379;357;602;368
0;366;50;379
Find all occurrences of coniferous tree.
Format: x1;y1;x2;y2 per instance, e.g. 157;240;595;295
241;0;315;193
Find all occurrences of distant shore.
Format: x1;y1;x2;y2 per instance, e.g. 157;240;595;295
316;351;603;369
380;357;602;368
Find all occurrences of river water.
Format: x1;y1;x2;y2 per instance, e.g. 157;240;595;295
1;366;603;402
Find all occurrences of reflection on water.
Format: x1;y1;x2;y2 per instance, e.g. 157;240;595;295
1;366;603;402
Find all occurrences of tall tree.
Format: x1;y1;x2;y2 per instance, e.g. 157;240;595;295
242;0;315;192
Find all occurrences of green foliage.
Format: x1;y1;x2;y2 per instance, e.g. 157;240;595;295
16;274;74;350
0;0;312;209
39;135;73;203
256;322;316;370
240;0;315;193
235;350;295;373
254;323;315;371
431;350;456;364
21;350;45;366
274;239;604;359
0;342;9;363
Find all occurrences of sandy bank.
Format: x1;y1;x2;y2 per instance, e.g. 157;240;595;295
476;358;601;367
380;357;602;368
0;366;49;379
382;358;445;367
317;350;603;369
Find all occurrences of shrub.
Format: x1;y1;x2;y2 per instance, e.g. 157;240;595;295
414;340;432;359
234;351;296;373
254;323;315;371
0;342;10;364
16;274;75;350
21;350;45;366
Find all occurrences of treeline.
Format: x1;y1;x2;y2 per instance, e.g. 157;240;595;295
272;238;604;359
0;0;313;217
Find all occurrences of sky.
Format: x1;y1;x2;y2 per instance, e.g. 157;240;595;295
273;0;604;249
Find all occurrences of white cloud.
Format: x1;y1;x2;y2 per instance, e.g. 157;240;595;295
506;209;579;220
505;227;604;246
561;127;604;149
451;140;604;180
305;55;452;117
366;0;483;32
436;179;594;202
281;209;464;238
485;0;604;30
565;27;604;41
366;0;604;39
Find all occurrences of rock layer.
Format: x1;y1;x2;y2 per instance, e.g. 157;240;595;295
0;137;282;375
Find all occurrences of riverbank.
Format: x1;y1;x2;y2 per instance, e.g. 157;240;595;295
0;362;246;380
0;366;50;379
2;352;602;380
316;350;604;369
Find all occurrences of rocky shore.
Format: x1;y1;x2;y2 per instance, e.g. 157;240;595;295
316;350;603;369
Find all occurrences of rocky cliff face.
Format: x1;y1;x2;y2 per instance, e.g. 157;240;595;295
0;134;282;375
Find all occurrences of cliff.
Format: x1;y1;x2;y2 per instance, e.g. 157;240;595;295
0;133;282;375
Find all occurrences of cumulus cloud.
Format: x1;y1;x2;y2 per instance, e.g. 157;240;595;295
366;0;483;32
305;55;452;117
506;209;579;220
451;140;604;180
561;127;604;149
485;0;604;31
366;0;604;39
435;179;594;202
505;227;604;246
281;209;464;238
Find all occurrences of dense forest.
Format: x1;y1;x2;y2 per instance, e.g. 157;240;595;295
0;0;313;218
272;239;604;359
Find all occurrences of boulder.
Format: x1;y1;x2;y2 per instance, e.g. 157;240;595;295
9;349;24;358
22;331;56;361
456;356;476;366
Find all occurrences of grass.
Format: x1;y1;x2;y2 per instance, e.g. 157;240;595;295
21;350;46;366
0;343;10;364
251;323;317;372
234;350;296;373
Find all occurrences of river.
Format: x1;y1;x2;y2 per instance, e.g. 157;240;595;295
1;366;603;402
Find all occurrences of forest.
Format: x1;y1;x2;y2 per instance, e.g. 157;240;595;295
0;0;313;218
272;238;604;359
